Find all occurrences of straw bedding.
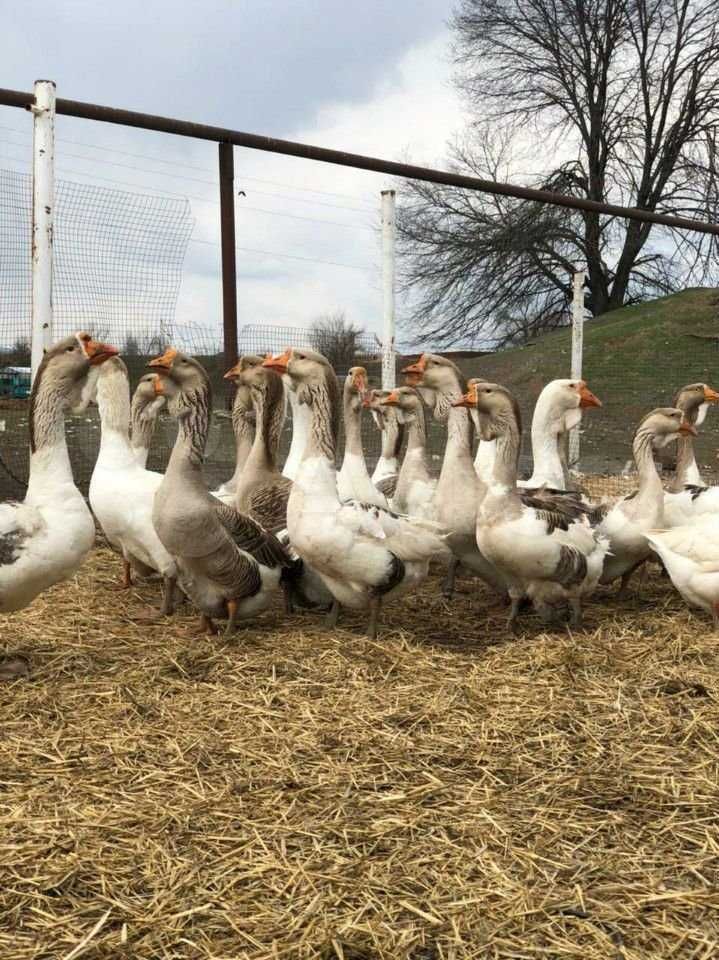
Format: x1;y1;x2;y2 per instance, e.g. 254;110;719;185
1;547;718;959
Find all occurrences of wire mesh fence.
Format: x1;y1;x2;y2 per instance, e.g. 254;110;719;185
1;163;718;504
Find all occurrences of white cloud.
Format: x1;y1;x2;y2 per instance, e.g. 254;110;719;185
174;29;462;343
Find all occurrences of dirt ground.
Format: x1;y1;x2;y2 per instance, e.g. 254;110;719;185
1;549;718;960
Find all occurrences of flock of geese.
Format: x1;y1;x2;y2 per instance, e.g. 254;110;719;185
3;330;719;643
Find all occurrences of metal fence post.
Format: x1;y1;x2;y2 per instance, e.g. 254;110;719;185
569;268;586;467
30;79;56;381
219;141;238;405
381;189;396;390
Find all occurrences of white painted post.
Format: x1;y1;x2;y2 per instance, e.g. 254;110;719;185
569;268;586;467
30;80;56;381
381;189;396;390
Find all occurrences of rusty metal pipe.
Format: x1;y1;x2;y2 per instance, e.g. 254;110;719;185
0;86;717;236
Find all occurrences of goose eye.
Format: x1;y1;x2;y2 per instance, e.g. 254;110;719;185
66;345;76;353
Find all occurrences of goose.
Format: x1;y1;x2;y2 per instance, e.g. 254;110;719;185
646;518;719;626
336;367;389;508
282;372;312;481
88;357;178;610
149;347;295;634
211;355;261;504
401;354;514;598
263;347;448;638
223;356;334;613
378;387;436;518
521;379;602;489
225;357;290;531
130;373;166;467
453;380;609;629
660;384;719;528
596;407;696;593
0;333;118;612
365;388;405;500
663;382;719;491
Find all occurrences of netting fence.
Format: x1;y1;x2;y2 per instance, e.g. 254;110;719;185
1;167;718;502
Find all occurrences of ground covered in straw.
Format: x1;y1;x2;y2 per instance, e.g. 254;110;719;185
2;548;719;960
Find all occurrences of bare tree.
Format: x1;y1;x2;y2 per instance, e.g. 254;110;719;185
309;311;367;369
399;0;719;348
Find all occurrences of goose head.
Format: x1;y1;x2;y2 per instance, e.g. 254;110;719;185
343;366;368;413
262;347;334;395
148;348;210;416
452;380;521;440
380;386;424;425
132;372;166;420
637;407;697;448
673;382;719;428
402;353;463;393
533;378;602;434
223;354;264;386
36;332;120;412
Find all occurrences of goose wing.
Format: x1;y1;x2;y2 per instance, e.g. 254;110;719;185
0;502;44;567
375;474;398;499
247;476;292;533
337;499;448;561
213;501;293;568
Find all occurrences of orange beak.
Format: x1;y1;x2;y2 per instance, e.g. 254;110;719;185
451;383;477;408
153;375;166;396
680;420;698;436
703;385;719;402
401;355;427;377
224;360;241;380
148;347;178;371
263;348;291;374
578;381;602;409
380;390;401;407
84;338;119;366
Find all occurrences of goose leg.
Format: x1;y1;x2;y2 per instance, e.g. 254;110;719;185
325;600;340;629
617;560;644;600
200;614;219;635
283;582;294;615
225;599;239;637
442;557;459;598
161;576;177;616
507;595;522;634
568;598;583;628
367;597;381;640
121;559;133;589
712;603;719;631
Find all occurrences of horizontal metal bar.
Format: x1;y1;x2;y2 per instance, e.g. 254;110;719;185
1;85;717;235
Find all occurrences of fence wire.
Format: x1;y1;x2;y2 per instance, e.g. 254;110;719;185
0;167;194;496
1;166;717;504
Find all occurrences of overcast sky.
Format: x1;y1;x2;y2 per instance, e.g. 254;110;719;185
0;0;463;345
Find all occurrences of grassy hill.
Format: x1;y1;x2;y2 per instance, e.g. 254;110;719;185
453;287;719;475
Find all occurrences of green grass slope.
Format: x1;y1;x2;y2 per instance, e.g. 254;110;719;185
457;288;719;472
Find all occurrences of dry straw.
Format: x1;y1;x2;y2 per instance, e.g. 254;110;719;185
1;548;718;959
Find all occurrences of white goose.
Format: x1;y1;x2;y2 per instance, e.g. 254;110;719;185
455;380;609;629
211;356;261;504
664;382;719;491
521;379;602;489
597;407;696;592
89;357;178;611
646;518;719;627
336;367;389;508
366;388;404;500
378;387;436;518
662;383;719;527
263;348;448;638
130;373;166;468
0;333;117;612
